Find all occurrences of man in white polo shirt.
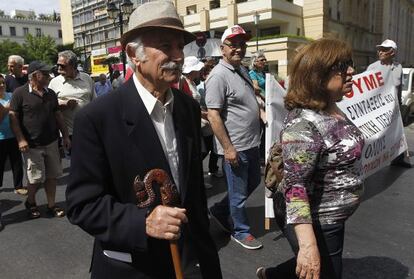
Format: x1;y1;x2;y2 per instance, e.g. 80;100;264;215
367;39;411;168
49;50;96;154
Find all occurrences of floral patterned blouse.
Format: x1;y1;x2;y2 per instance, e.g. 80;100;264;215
281;108;365;225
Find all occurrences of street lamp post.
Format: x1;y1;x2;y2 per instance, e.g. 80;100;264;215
253;11;260;52
81;31;87;71
106;0;134;77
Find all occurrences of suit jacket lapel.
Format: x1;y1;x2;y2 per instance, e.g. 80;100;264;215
172;91;193;204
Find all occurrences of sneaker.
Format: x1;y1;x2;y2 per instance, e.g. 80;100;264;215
209;207;233;234
14;188;28;195
256;267;267;279
231;234;263;250
208;170;223;178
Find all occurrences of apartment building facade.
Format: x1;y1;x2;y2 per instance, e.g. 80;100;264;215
0;16;62;45
61;0;414;77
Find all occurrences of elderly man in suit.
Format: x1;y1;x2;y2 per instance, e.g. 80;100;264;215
65;1;222;278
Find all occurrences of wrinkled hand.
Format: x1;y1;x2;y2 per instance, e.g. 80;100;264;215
63;136;71;151
224;145;238;167
146;205;188;240
18;139;29;153
296;243;320;279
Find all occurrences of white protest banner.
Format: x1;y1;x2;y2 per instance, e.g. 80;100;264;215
264;74;288;219
264;69;408;220
337;69;408;178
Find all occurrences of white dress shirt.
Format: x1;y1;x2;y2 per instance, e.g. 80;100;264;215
132;74;180;191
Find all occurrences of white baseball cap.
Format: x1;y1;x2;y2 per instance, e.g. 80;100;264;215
376;39;397;50
182;56;204;74
221;25;252;43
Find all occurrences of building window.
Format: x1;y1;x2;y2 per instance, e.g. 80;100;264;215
36;28;42;37
297;28;301;36
58;29;62;38
210;0;220;9
260;26;281;37
0;26;2;36
337;11;341;21
23;27;29;36
10;26;16;36
186;5;197;15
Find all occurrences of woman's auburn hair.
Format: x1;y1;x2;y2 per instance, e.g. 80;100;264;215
285;38;352;111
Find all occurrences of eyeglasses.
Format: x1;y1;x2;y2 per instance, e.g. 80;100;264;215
223;42;247;50
258;58;267;62
56;63;67;69
377;47;393;52
332;59;354;73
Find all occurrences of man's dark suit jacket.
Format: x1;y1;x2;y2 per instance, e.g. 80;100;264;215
66;78;222;279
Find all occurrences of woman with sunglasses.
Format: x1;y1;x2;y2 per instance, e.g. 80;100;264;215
257;38;365;279
249;52;268;162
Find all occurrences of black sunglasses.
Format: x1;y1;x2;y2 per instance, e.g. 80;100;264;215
56;63;67;69
223;42;247;49
332;59;354;73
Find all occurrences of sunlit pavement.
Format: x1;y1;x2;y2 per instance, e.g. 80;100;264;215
0;125;413;278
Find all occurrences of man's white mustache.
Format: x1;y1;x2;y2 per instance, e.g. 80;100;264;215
161;62;183;71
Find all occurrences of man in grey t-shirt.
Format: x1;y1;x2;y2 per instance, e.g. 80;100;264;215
367;39;411;168
205;25;262;249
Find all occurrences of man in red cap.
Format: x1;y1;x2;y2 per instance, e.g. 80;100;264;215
65;1;222;278
206;25;263;250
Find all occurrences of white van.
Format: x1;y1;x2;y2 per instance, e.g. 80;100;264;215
401;67;414;126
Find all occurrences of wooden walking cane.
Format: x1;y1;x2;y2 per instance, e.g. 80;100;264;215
134;169;184;279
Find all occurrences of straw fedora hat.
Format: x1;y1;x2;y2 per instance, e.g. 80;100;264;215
121;1;196;48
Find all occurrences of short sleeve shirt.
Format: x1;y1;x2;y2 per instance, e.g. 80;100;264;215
0;92;14;140
48;72;95;135
249;69;265;96
366;60;402;87
205;59;260;155
5;74;28;93
10;84;59;147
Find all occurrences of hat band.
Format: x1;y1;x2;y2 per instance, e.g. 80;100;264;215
135;17;184;30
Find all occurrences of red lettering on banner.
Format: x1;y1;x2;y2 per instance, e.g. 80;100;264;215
344;89;354;98
363;74;378;90
375;72;384;86
353;78;364;94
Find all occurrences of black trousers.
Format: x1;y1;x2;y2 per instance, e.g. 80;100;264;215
0;138;23;189
265;222;345;279
202;135;219;173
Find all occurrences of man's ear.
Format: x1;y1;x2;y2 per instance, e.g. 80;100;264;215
126;45;140;67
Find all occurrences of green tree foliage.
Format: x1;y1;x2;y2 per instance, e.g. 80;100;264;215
23;34;58;65
0;40;26;74
57;42;81;58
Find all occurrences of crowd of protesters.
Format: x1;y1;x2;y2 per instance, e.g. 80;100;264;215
0;1;411;278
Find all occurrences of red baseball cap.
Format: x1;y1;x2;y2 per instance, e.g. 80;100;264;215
221;25;251;43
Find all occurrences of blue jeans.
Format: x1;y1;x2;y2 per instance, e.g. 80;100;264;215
213;147;261;240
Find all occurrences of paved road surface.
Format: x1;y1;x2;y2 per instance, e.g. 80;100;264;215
1;125;413;279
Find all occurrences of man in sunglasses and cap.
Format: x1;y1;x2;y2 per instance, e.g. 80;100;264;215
9;61;70;219
367;39;411;168
205;25;263;250
65;1;222;278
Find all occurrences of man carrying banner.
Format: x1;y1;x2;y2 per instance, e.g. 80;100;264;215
367;39;411;168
